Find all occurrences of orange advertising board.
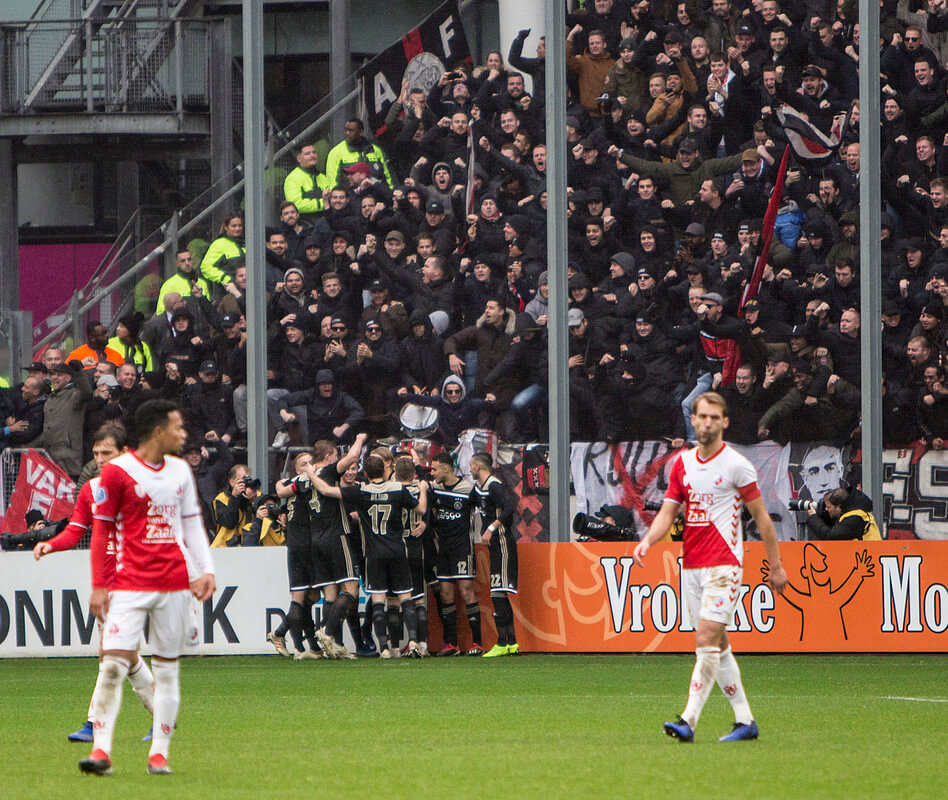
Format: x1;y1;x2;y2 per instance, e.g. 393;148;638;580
509;542;948;653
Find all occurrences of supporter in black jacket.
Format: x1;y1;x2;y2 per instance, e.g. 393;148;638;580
354;318;402;436
181;360;236;445
183;442;235;534
268;320;320;392
720;363;771;444
400;309;448;393
278;369;364;445
0;376;46;448
397;374;492;448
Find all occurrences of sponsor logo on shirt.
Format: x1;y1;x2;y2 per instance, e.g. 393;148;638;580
686;489;714;524
144;500;178;542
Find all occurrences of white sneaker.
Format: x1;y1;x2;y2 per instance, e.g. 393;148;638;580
417;641;429;657
380;648;393;659
315;627;340;660
271;430;290;449
267;632;291;657
407;640;422;658
293;649;321;660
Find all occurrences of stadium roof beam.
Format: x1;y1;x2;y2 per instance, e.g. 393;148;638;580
0;112;210;137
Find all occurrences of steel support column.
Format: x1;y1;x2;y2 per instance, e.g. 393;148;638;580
858;0;883;525
242;0;268;488
545;0;569;542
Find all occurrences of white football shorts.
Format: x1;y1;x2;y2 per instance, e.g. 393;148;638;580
682;565;743;626
101;590;194;657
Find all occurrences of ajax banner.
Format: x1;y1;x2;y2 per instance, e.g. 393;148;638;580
510;541;948;653
360;0;472;136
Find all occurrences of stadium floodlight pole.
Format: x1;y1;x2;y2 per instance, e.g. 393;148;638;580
545;0;570;543
858;0;882;525
243;0;268;488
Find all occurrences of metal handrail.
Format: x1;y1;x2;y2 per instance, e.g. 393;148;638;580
38;83;362;345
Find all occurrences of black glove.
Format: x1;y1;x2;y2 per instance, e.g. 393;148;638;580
517;28;530;38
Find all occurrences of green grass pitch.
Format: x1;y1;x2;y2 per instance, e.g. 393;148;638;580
2;654;944;799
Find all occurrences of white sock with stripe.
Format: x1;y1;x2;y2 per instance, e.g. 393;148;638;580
681;646;720;730
717;646;753;725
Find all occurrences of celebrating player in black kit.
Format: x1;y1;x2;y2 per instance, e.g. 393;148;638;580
394;456;432;656
270;450;322;659
429;453;482;656
274;433;367;660
469;453;519;657
314;455;428;659
304;434;368;659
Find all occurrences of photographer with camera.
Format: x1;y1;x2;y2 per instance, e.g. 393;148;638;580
211;464;260;547
241;495;286;547
796;487;881;541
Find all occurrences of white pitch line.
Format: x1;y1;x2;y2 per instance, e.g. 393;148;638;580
881;696;948;703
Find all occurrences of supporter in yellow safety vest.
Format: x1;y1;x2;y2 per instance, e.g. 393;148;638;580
320;118;394;190
156;247;212;314
200;213;245;286
106;313;154;373
283;143;325;219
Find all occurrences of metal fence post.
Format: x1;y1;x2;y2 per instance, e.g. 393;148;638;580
84;18;93;112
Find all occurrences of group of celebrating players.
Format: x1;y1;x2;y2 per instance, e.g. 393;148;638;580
268;432;520;661
29;388;790;775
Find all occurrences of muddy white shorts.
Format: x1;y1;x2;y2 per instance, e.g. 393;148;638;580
101;589;195;657
682;565;742;626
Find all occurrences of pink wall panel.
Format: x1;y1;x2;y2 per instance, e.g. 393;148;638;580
19;243;113;328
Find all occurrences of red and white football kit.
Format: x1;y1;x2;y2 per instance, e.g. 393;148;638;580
664;443;761;625
47;478;114;562
91;451;213;656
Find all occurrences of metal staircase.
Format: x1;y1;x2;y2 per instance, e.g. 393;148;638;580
6;0;202;113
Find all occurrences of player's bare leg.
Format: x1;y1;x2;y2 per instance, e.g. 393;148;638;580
80;647;137;775
146;655;179;774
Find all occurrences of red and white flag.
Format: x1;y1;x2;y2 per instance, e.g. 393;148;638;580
0;449;76;533
740;144;791;315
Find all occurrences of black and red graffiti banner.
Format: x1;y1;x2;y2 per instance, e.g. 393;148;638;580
359;1;472;136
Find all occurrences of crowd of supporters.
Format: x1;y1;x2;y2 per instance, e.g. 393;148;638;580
3;0;948;540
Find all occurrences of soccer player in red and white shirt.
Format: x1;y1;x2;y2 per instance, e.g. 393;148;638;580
79;401;215;777
634;392;788;742
34;424;156;744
